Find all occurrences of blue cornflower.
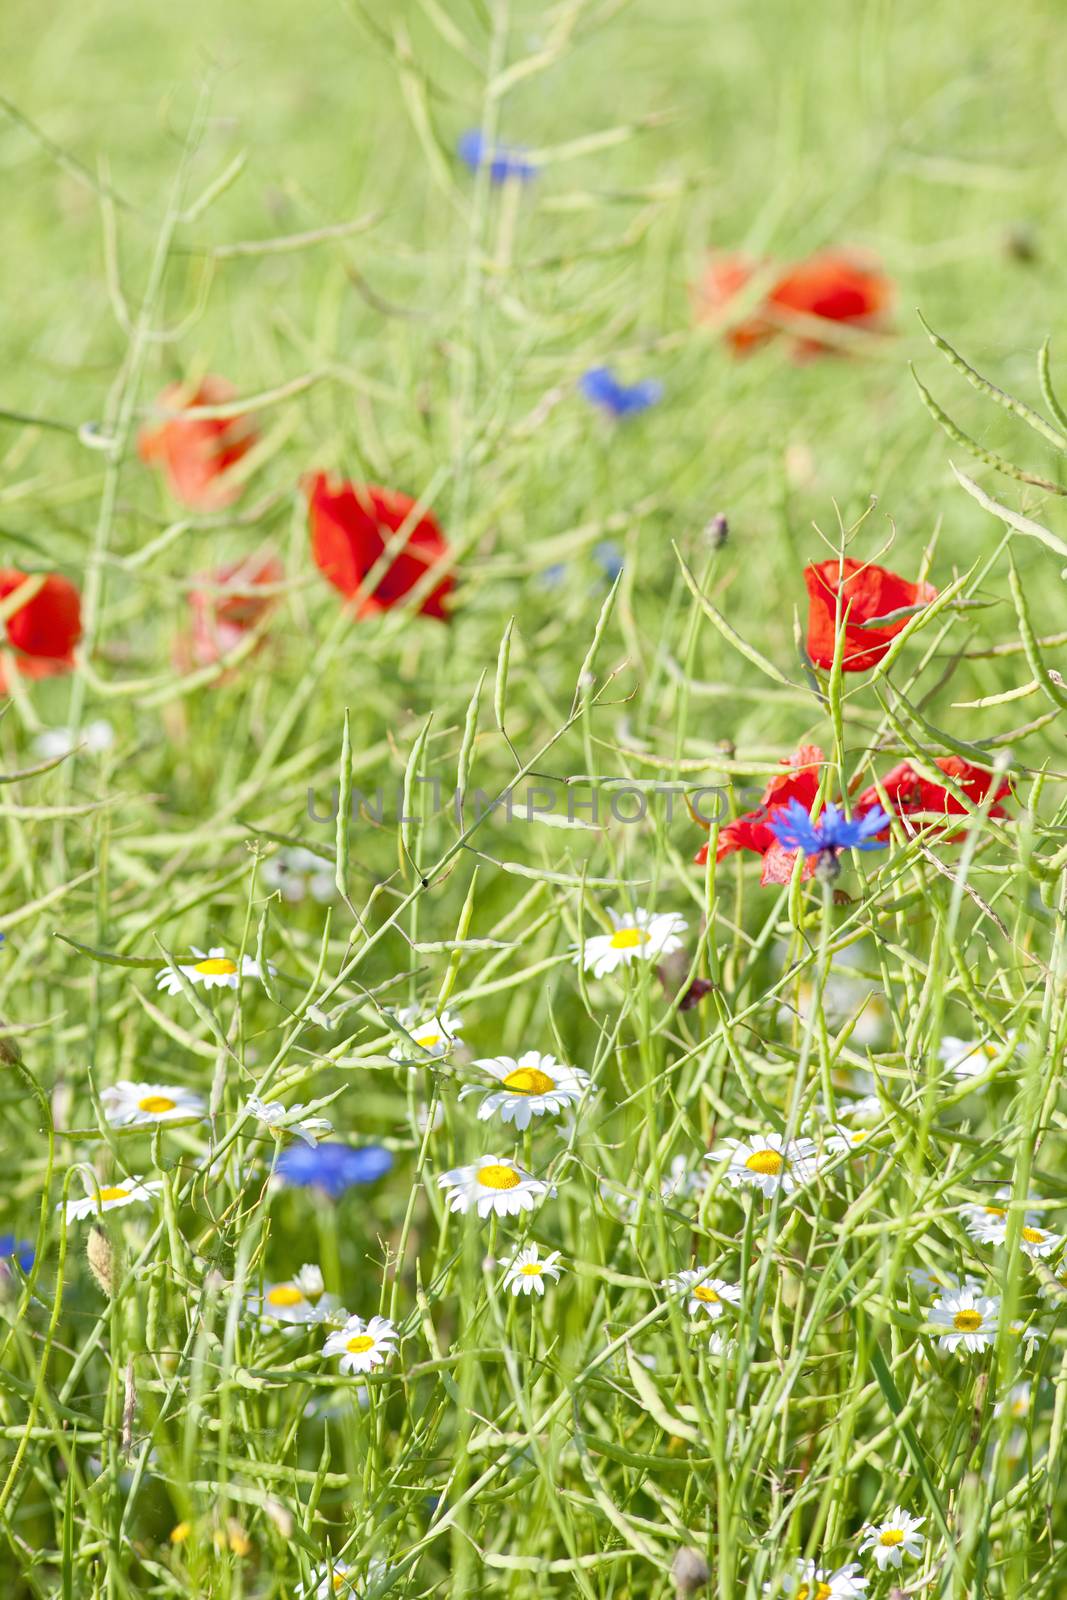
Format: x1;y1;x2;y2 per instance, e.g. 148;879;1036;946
275;1141;393;1199
579;366;663;419
0;1235;35;1274
769;799;892;860
593;541;624;582
457;129;538;184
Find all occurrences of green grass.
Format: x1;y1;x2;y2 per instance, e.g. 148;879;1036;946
2;0;1067;1595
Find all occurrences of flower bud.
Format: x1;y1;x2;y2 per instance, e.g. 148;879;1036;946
704;512;728;549
672;1545;710;1594
86;1223;117;1297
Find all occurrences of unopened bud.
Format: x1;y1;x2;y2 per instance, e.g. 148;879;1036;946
704;513;728;549
672;1545;710;1594
86;1224;117;1297
0;1018;22;1066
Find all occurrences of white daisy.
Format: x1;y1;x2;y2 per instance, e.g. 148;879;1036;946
929;1286;1000;1355
388;1005;462;1062
460;1052;592;1131
437;1156;554;1219
764;1558;869;1597
155;946;274;996
262;846;335;904
961;1187;1062;1258
35;720;114;760
939;1034;1012;1083
576;906;687;979
247;1095;332;1147
858;1506;925;1571
298;1556;388;1599
251;1263;344;1327
60;1175;162;1222
996;1382;1032;1421
661;1268;742;1321
297;1556;355;1597
1018;1225;1063;1260
710;1133;818;1198
100;1080;206;1128
323;1314;398;1375
707;1329;738;1360
502;1242;563;1297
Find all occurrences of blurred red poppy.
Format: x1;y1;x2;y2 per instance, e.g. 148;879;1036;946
139;377;256;510
856;756;1011;834
695;743;822;885
697;249;892;357
694;252;774;353
804;559;936;673
306;473;453;621
0;570;82;690
180;551;285;669
768;252;892;354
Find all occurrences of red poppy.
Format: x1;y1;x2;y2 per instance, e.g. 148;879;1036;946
697;249;892;357
181;551;285;669
0;570;82;690
768;252;892;354
694;744;822;885
306;473;453;621
855;757;1011;835
138;376;257;510
804;559;936;673
694;252;775;353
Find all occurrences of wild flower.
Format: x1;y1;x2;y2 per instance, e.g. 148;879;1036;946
460;1052;591;1130
100;1081;205;1128
803;558;936;673
323;1314;398;1375
456;129;537;183
275;1142;393;1197
576;907;687;978
857;1507;925;1571
0;570;81;689
501;1243;563;1297
60;1176;162;1222
437;1157;554;1219
306;473;453;620
579;367;663;418
138;376;256;508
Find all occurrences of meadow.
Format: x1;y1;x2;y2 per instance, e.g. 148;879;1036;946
1;0;1067;1595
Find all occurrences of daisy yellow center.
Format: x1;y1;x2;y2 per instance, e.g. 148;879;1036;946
984;1206;1006;1218
138;1094;176;1114
878;1529;905;1547
796;1585;833;1600
520;1263;543;1276
609;926;648;949
953;1309;983;1333
194;957;237;976
346;1334;375;1354
97;1185;129;1202
692;1285;720;1303
502;1066;555;1095
1022;1226;1045;1244
416;1032;441;1050
477;1164;520;1190
745;1148;784;1176
267;1285;304;1308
